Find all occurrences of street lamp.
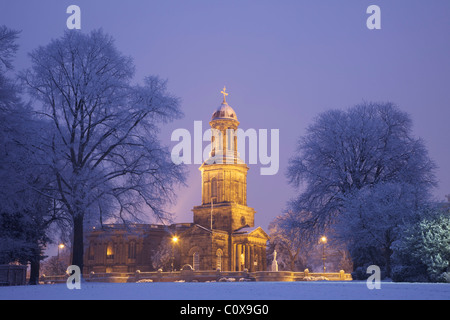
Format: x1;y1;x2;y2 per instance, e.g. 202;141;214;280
320;236;327;274
57;243;65;260
171;236;179;272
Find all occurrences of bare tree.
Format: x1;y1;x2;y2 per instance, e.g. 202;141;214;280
21;30;186;272
268;211;312;271
151;237;172;271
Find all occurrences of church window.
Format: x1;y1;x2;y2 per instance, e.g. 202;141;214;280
211;177;218;199
128;241;136;259
238;181;243;204
240;216;246;226
88;244;95;261
216;250;222;271
106;242;114;260
227;128;234;151
193;252;200;270
212;212;216;227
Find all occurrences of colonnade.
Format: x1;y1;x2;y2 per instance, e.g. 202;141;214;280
231;242;266;272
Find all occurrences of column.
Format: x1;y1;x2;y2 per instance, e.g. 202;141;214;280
234;134;238;162
245;244;250;271
261;246;267;271
227;241;235;271
256;246;262;271
222;128;226;162
243;244;247;271
249;245;254;272
242;245;246;271
236;244;241;271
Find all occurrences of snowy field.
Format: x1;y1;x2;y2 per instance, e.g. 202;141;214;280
0;281;449;300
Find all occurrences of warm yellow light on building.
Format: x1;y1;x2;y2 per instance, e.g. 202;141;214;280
106;243;114;256
172;236;179;243
58;244;65;249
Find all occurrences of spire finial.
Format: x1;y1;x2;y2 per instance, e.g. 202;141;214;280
221;86;229;103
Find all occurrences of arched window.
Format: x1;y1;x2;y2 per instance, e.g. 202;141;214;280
211;177;218;199
88;244;95;261
211;135;216;156
216;249;223;271
227;128;234;151
106;242;114;260
193;252;200;270
128;241;136;259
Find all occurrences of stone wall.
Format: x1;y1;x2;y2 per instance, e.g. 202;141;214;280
0;265;27;286
40;269;352;284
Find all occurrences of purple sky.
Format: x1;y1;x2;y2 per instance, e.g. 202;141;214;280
2;1;449;232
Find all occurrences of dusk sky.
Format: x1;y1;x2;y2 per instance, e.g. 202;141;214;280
1;1;449;231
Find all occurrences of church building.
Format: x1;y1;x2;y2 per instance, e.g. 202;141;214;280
84;88;269;273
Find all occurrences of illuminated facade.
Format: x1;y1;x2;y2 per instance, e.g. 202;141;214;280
179;88;269;271
84;89;269;273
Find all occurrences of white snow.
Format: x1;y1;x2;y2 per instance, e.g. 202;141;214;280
0;281;449;300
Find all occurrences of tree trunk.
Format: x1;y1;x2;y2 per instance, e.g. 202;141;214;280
384;246;393;278
29;258;40;285
72;214;84;275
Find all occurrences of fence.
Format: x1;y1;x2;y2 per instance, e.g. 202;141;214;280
0;265;27;286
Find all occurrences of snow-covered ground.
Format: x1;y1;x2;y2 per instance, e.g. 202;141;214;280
0;281;449;300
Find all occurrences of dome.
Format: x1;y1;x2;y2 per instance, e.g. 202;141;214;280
211;102;238;121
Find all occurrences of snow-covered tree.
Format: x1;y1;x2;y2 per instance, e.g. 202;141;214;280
21;29;186;272
286;102;436;276
268;211;313;271
393;205;450;282
151;237;172;271
337;182;423;276
0;25;19;74
269;211;353;272
0;25;62;284
287;102;436;233
0;25;20;113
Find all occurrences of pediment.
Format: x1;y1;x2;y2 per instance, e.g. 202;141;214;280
248;227;270;239
233;226;270;240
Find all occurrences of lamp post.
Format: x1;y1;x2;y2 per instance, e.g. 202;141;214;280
57;243;65;260
171;236;178;272
320;236;327;274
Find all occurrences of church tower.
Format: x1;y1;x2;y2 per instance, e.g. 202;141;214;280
193;87;256;233
179;87;268;272
84;88;268;273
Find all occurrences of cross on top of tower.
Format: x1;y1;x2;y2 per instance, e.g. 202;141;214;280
221;86;229;103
